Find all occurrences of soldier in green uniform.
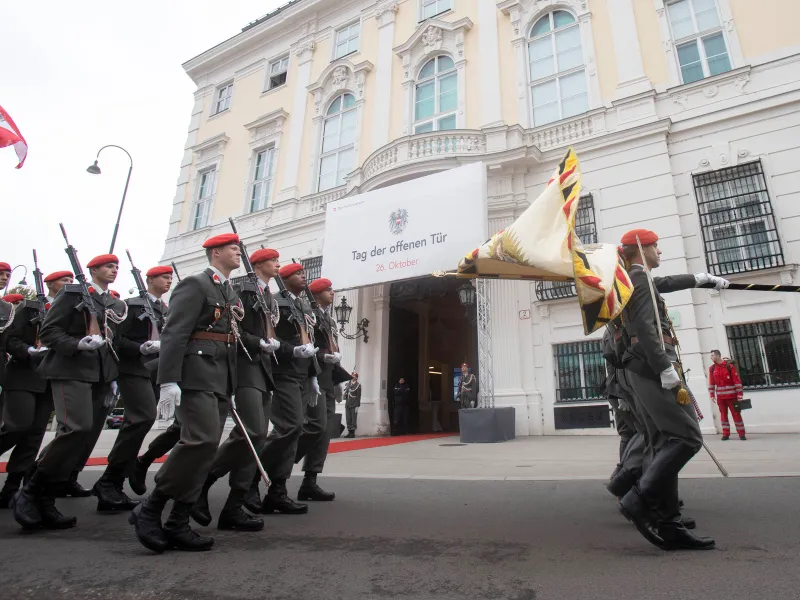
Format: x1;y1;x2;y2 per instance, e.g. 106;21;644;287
12;254;127;530
93;265;172;510
129;233;243;553
343;373;361;438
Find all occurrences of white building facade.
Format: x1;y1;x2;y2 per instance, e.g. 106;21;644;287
162;0;800;436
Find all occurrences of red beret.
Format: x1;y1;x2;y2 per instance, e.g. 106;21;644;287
2;294;24;303
44;270;73;283
620;229;658;246
308;278;332;294
87;254;119;268
202;233;239;249
146;265;173;277
0;262;10;272
249;248;279;265
278;263;304;278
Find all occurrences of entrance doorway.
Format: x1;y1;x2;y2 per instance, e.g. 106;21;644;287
387;277;477;435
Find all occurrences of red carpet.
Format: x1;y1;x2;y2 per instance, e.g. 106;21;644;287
0;432;456;473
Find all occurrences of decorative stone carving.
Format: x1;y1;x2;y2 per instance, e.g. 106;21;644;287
587;55;596;77
308;60;374;115
698;158;711;168
672;94;689;108
704;85;719;98
735;74;749;94
725;19;735;32
720;153;729;166
332;66;348;89
422;26;443;53
737;149;750;159
294;40;316;63
376;0;399;27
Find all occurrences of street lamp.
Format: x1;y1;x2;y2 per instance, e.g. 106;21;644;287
86;144;134;254
3;265;28;294
458;282;476;324
334;297;370;343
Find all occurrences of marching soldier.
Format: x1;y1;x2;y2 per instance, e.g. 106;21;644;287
129;233;243;553
43;271;75;302
191;247;288;531
616;229;726;551
344;372;361;438
92;265;172;510
0;263;12;414
456;363;477;409
0;261;10;291
293;277;349;502
12;254;127;530
249;262;318;515
129;417;181;495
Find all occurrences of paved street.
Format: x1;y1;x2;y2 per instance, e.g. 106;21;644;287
1;434;800;599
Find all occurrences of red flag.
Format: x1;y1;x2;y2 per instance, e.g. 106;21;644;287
0;105;28;168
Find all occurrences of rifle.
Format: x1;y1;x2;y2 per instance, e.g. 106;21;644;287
59;223;102;337
273;264;311;346
29;249;48;347
171;261;181;282
293;256;337;354
126;250;161;341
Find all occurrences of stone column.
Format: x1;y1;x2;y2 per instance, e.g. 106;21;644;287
478;0;503;127
373;1;398;151
607;0;652;98
360;284;391;435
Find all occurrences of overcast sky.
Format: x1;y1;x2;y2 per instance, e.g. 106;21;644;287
1;0;286;295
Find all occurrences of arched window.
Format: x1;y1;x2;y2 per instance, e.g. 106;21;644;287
528;10;587;127
414;56;457;134
318;93;357;192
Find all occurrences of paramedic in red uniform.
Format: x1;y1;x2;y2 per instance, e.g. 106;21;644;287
708;350;746;441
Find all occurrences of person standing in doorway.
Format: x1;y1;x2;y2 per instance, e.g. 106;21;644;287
708;350;746;441
392;378;411;435
343;373;361;438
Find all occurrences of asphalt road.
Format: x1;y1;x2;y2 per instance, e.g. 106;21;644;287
0;473;798;600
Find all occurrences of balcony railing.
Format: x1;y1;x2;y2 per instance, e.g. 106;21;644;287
535;280;577;301
308;185;347;213
361;129;487;182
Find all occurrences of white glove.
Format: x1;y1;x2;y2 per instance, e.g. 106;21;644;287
104;381;119;408
27;346;48;356
140;340;161;355
77;335;105;351
111;381;119;396
311;376;320;396
260;338;281;353
695;273;730;290
158;383;181;420
660;366;682;390
323;351;342;365
293;343;318;359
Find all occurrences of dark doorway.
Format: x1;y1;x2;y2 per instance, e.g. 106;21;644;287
387;277;477;435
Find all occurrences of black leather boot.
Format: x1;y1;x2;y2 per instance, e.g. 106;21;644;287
191;476;218;527
606;467;637;499
681;516;696;530
129;490;170;553
128;457;150;496
39;483;77;529
298;473;335;501
243;477;262;514
619;487;664;549
92;478;135;512
59;471;91;498
12;469;47;529
0;472;23;509
218;490;264;531
345;431;355;438
164;502;215;551
658;522;715;550
261;480;308;514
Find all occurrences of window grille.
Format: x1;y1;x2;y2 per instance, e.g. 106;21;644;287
726;320;800;389
554;339;606;402
302;256;323;282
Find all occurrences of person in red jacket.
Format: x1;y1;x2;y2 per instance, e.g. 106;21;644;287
708;350;746;441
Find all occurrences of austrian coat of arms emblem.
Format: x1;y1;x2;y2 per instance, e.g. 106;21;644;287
389;209;408;235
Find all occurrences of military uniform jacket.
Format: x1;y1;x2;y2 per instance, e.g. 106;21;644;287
232;281;293;392
0;299;14;387
157;269;240;397
273;292;320;380
344;381;361;409
310;306;350;390
38;285;127;384
621;265;696;379
114;296;168;379
5;300;48;393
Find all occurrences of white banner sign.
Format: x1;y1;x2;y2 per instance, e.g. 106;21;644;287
321;163;488;290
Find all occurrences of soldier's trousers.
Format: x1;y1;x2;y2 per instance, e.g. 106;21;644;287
346;406;358;433
210;387;270;492
153;390;230;504
261;374;305;482
38;380;112;482
141;418;182;462
0;389;53;474
105;375;157;477
295;382;335;474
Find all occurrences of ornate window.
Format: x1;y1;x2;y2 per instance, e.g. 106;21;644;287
249;147;276;212
528;10;587;127
667;0;731;84
191;169;216;230
318;93;357;192
414;56;458;134
727;320;800;389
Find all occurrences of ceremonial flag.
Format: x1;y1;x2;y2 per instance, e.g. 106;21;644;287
0;104;28;169
456;148;632;334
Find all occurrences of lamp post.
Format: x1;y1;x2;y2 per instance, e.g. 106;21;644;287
457;282;477;324
3;265;28;294
334;296;370;342
87;144;134;254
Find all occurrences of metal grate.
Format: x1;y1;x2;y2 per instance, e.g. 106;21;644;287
693;161;784;276
302;256;323;282
726;319;800;389
536;194;597;301
554;339;606;402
